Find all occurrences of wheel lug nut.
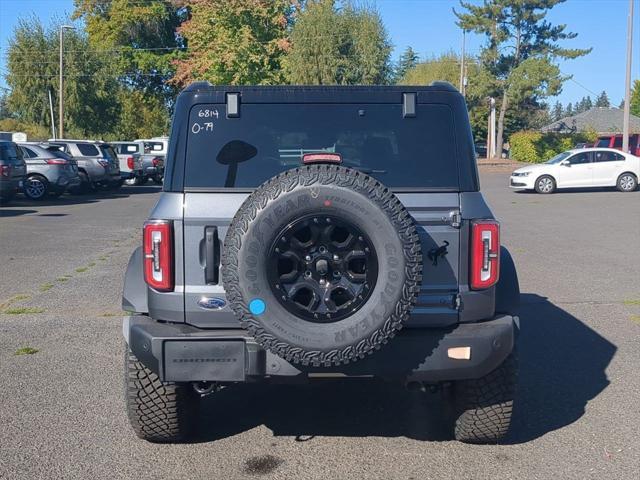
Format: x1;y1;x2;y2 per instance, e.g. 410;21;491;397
333;254;339;261
305;270;312;277
305;255;312;262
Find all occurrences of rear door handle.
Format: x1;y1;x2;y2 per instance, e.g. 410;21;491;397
204;226;220;284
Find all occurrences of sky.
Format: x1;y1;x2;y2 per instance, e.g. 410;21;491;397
0;0;638;107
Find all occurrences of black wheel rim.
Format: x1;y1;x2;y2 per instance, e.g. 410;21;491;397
267;214;378;323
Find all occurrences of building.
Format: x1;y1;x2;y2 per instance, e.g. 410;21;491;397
541;107;640;135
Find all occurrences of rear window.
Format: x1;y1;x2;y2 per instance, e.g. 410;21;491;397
595;138;611;148
100;145;117;160
119;143;139;154
613;137;622;148
184;103;459;189
0;143;23;162
145;142;164;153
76;143;99;156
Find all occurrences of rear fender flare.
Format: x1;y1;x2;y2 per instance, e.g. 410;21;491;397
495;246;520;314
122;247;149;314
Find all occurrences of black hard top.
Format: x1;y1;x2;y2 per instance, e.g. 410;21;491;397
182;82;460;104
165;83;479;192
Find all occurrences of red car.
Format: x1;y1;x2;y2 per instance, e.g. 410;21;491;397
595;134;640;156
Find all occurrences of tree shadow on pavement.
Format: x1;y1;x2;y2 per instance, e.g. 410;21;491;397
193;293;615;444
506;293;616;444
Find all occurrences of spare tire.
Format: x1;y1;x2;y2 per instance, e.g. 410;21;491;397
222;164;422;366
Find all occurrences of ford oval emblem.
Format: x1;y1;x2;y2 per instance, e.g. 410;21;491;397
198;297;226;310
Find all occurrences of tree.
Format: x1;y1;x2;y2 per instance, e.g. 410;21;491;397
630;80;640;117
73;0;185;104
582;95;592;111
108;89;168;140
394;46;419;83
455;0;590;157
551;101;563;120
284;0;392;85
172;0;296;87
4;16;118;138
565;102;573;116
595;90;610;108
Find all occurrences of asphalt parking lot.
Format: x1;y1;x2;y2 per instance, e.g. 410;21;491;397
1;171;639;480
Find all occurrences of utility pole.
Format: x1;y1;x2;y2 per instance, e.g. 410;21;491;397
488;97;497;158
58;25;74;140
459;30;466;97
622;0;634;153
48;88;56;139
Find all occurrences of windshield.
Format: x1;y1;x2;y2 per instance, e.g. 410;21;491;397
545;151;572;164
184;103;459;189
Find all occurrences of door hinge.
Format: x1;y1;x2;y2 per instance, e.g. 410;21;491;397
449;210;462;228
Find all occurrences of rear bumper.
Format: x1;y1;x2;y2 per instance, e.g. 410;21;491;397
124;315;517;383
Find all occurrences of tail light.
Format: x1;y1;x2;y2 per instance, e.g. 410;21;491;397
44;158;68;165
127;157;135;170
470;220;500;290
143;220;174;291
98;159;109;168
1;165;10;177
152;157;161;167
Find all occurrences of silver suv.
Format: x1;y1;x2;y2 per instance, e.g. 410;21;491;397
122;84;521;445
47;140;121;193
18;143;81;200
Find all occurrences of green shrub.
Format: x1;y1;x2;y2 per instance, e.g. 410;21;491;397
509;131;542;163
508;130;596;163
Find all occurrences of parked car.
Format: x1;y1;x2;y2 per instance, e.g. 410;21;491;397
510;148;639;193
17;142;81;200
594;134;640;156
134;137;168;185
122;83;521;444
47;139;121;193
474;143;487;158
112;141;145;186
0;140;27;204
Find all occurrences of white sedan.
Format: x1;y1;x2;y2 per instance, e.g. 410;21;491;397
509;148;640;194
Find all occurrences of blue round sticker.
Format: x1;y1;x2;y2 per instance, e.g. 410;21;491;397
249;298;266;315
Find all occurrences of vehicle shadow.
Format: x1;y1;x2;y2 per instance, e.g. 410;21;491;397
0;209;38;217
192;293;615;444
506;293;616;444
514;187;637;194
1;185;161;209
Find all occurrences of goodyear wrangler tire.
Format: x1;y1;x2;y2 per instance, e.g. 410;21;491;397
222;164;422;366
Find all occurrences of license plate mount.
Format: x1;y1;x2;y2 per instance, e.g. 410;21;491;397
164;340;245;382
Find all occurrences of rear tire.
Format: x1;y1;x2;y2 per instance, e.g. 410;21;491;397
534;175;555;194
616;172;637;192
125;348;198;443
453;353;517;444
24;174;49;200
151;174;163;185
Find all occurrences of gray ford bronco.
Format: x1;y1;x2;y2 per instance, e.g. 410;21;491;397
122;83;520;444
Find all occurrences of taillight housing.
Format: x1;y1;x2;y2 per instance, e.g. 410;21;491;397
152;157;161;167
143;220;174;292
1;165;10;177
127;157;135;170
44;158;67;165
98;159;109;168
470;220;500;290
